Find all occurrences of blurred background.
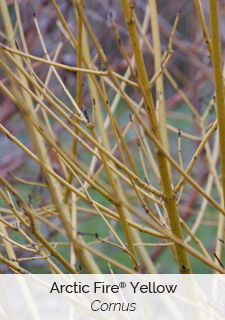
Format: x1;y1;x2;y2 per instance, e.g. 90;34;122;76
0;0;225;273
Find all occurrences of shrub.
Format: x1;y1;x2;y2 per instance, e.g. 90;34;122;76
0;0;224;274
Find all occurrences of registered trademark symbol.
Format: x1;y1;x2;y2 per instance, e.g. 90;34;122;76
119;282;126;288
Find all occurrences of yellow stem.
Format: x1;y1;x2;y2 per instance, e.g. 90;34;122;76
209;0;225;210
